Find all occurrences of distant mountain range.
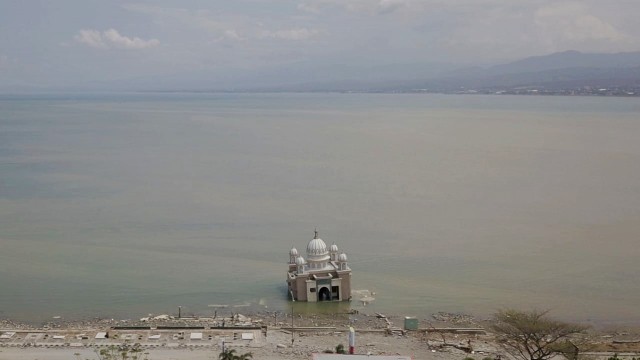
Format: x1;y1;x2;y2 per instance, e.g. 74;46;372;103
4;50;640;94
402;50;640;93
269;50;640;93
475;50;640;75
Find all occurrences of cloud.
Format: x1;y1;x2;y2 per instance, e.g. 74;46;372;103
123;4;319;43
123;4;241;38
427;1;638;61
297;3;322;14
74;29;107;49
259;28;320;41
377;0;407;14
124;4;251;45
222;29;244;41
103;29;160;49
298;0;409;15
117;0;638;66
74;29;160;49
535;2;629;43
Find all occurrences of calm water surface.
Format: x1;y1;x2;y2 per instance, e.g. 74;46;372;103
1;93;639;324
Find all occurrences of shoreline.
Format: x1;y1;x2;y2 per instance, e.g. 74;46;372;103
4;307;640;332
4;309;640;341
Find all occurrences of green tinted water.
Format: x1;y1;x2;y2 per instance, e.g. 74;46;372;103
1;93;639;324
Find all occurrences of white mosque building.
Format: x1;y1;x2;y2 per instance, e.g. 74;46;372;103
286;230;352;302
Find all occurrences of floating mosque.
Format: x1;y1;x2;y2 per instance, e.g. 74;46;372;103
286;230;352;302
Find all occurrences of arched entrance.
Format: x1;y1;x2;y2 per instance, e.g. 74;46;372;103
318;287;332;301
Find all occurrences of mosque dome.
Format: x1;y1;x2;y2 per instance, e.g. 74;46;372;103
306;229;331;262
338;253;348;262
330;243;339;253
295;256;306;266
307;230;329;255
307;238;328;256
290;247;299;257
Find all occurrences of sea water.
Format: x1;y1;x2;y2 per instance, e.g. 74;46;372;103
1;93;639;324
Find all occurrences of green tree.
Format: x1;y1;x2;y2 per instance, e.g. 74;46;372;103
236;352;253;360
491;309;588;360
335;343;346;354
219;349;238;360
218;348;252;360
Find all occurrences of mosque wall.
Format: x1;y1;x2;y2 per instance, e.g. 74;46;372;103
339;272;352;301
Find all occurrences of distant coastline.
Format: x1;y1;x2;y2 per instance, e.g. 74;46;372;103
5;50;640;97
138;88;640;97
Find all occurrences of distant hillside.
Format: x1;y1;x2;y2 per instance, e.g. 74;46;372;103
408;51;640;92
348;50;640;93
487;50;640;75
240;50;640;93
11;50;640;94
409;66;640;92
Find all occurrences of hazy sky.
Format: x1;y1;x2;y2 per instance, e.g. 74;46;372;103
1;0;639;88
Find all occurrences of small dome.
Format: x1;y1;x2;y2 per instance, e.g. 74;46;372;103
338;253;348;262
330;243;339;252
290;247;299;256
295;256;306;266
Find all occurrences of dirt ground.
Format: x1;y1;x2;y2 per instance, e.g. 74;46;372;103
0;329;496;360
3;311;640;360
